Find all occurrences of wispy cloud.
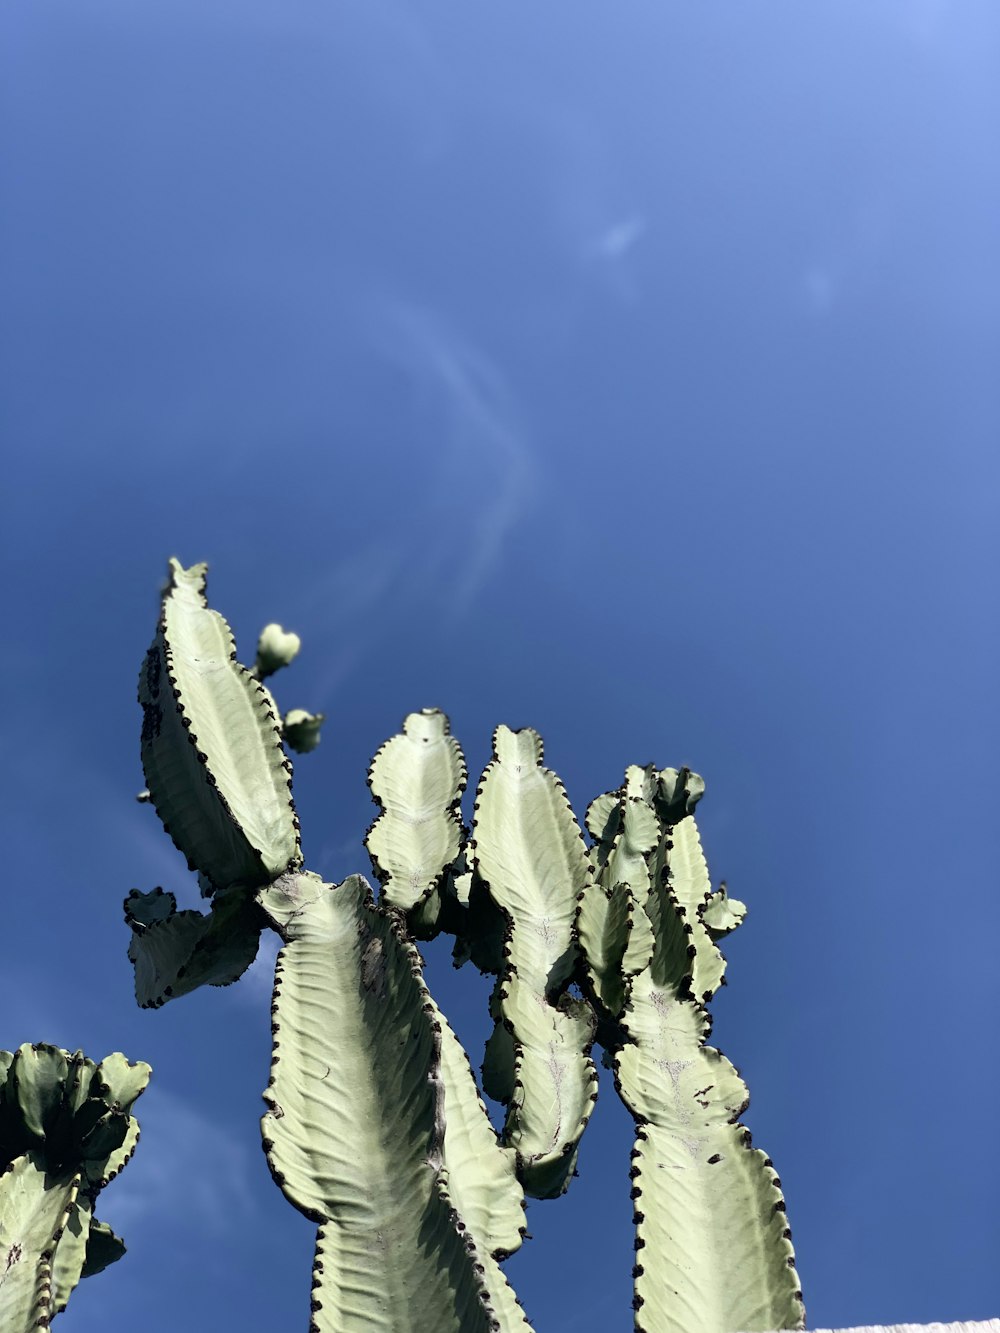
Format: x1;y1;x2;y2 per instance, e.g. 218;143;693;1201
288;543;404;708
263;301;539;711
580;212;648;304
802;266;837;317
583;213;648;264
405;310;535;611
101;1085;257;1238
365;299;540;617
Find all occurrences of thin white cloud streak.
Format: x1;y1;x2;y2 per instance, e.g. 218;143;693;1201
285;299;539;703
580;213;648;306
470;89;648;303
367;300;539;618
408;313;535;612
584;213;648;263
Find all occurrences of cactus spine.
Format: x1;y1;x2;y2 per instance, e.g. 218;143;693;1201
126;557;805;1333
0;1045;150;1328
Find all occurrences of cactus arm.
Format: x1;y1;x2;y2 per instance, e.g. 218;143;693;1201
138;558;300;890
607;770;804;1333
497;974;598;1198
90;1053;151;1116
79;1219;125;1279
472;726;598;1197
0;1047;143;1319
577;879;651;1019
703;883;747;939
431;1001;526;1260
616;978;803;1333
450;865;508;975
125;886;263;1008
62;1054;98;1121
84;1117;139;1192
366;710;466;916
81;1052;150;1189
643;771;728;1004
0;1153;80;1331
654;811;726;1002
578;767;660;1018
481;978;517;1105
12;1047;69;1141
584;790;621;848
473;727;586;995
257;871;528;1333
433;1168;534;1333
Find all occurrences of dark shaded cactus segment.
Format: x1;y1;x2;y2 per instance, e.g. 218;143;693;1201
0;1045;150;1328
124;885;264;1008
577;765;659;1020
472;726;598;1199
138;557;300;892
257;872;532;1333
281;709;325;754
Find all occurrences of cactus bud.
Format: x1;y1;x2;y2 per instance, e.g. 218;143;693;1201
283;708;324;753
255;623;301;679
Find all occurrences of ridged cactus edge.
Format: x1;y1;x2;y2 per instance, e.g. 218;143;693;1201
126;557;806;1333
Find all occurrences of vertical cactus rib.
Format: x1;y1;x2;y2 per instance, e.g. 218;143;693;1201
138;558;300;890
617;981;803;1333
472;726;598;1197
257;872;532;1333
366;709;467;916
578;766;660;1019
650;812;726;1003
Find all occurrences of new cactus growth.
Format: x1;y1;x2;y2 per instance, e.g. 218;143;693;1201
0;1044;150;1328
126;557;805;1333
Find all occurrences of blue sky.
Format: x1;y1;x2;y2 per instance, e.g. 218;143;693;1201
2;2;998;1329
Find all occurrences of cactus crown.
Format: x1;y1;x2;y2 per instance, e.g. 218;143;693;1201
125;557;805;1333
0;1044;150;1326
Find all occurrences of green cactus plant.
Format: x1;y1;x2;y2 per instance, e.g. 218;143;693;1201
0;1044;150;1328
126;556;805;1333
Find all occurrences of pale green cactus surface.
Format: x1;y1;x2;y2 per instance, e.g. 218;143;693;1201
127;557;805;1333
0;1045;150;1328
